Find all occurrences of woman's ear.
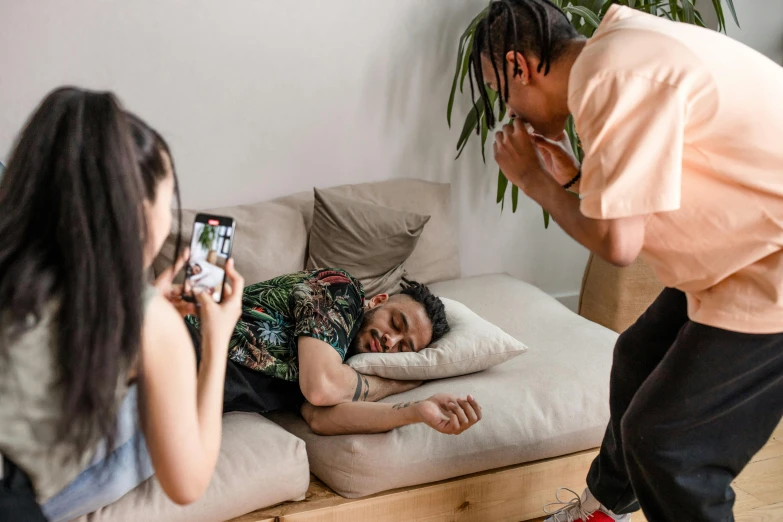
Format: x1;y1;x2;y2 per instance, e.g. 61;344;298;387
366;293;389;309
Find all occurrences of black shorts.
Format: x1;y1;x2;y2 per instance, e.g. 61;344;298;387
184;320;305;415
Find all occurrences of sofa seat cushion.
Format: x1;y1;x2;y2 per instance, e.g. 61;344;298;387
75;412;310;522
269;274;617;498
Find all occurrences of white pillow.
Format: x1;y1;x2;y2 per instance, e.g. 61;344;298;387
346;297;527;380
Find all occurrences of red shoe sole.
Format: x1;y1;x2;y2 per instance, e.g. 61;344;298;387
586;513;618;522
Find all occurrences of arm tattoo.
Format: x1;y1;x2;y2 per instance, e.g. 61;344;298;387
351;371;373;402
392;401;421;410
352;372;363;402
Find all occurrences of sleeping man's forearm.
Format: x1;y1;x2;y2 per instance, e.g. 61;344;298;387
347;369;420;403
301;400;421;435
297;336;421;407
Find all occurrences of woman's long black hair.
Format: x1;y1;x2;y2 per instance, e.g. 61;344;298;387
0;87;181;459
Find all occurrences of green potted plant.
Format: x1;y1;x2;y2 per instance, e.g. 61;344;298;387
198;224;218;265
447;0;738;228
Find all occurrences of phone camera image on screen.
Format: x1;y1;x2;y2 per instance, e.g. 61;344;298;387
184;217;234;303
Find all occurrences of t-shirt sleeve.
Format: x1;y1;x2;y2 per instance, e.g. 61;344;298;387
292;269;365;361
571;73;685;219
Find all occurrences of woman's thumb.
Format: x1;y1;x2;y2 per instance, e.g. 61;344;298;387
194;288;213;309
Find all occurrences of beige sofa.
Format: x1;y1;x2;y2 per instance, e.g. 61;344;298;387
77;179;618;522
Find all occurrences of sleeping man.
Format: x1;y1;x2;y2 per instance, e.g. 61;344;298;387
180;268;481;436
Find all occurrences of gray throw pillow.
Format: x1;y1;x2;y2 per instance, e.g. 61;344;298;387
307;188;430;296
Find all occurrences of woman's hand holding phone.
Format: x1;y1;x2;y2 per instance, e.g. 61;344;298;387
194;258;244;356
154;248;198;318
156;250;244;346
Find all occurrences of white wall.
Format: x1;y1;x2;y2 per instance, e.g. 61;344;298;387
699;0;783;64
0;0;589;299
726;0;783;65
2;1;781;301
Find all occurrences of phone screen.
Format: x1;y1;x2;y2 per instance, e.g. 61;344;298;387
183;215;235;303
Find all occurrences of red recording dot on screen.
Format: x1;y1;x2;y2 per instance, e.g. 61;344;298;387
208;219;219;225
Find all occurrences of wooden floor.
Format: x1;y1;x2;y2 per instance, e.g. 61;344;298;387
235;421;783;522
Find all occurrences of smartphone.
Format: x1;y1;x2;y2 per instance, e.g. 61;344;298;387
182;213;236;303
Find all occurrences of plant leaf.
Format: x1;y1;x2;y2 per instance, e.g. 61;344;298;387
669;0;679;21
480;114;489;163
455;102;485;159
488;87;498;105
724;0;739;28
462;7;489;40
681;0;695;24
634;0;666;11
511;184;519;213
543;208;550;229
497;170;508;204
563;5;601;29
565;114;583;162
447;8;488;127
578;23;595;37
447;40;466;127
694;10;706;28
496;89;506;123
459;35;474;93
711;0;726;31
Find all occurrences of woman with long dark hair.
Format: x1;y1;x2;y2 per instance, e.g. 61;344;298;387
0;87;244;520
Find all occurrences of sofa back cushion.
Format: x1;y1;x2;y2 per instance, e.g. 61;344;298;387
153;202;307;285
154;179;460;287
278;179;460;285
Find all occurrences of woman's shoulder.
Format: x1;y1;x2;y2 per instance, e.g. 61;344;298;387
142;292;192;351
142;284;161;309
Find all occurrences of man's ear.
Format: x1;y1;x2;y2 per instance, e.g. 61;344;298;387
366;294;389;309
505;50;531;84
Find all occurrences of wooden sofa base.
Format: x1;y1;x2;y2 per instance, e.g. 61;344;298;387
230;449;597;522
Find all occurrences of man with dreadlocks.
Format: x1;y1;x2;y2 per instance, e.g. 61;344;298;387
178;268;482;437
469;1;783;521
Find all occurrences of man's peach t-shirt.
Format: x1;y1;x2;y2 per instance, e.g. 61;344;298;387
569;5;783;334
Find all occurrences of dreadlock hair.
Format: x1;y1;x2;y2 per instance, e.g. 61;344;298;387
468;0;578;131
399;278;450;343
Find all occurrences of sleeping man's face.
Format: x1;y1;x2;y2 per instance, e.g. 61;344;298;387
349;294;432;355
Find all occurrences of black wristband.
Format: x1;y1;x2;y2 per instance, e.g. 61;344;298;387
563;170;581;190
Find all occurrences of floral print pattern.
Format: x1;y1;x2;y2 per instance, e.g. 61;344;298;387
187;269;364;381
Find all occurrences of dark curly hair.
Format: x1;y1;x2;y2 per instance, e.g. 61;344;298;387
399;277;450;343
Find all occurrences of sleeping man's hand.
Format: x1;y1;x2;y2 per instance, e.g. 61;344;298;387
414;394;482;435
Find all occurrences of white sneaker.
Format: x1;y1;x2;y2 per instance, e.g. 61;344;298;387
544;488;631;522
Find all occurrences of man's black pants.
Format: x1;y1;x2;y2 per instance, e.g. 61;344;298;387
184;321;303;415
587;288;783;521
